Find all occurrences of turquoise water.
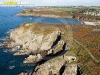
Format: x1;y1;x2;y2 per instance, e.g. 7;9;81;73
0;7;81;75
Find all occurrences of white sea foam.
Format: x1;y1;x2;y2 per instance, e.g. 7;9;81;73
9;66;15;69
0;37;6;41
6;29;14;34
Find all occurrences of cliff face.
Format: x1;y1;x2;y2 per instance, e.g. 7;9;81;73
6;22;77;75
31;56;77;75
7;22;73;56
5;22;100;75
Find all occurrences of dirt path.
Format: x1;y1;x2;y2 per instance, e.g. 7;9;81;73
73;38;100;63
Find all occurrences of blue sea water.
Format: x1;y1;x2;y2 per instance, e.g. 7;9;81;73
0;7;81;75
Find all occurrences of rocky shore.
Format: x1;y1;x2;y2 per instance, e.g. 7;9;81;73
6;22;73;54
0;43;7;47
19;55;77;75
1;22;80;75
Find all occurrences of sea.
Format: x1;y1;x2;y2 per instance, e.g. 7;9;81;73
0;7;82;75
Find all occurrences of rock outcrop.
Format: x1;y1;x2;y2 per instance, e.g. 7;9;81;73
32;56;77;75
7;22;72;56
5;22;76;75
19;55;77;75
23;54;42;63
0;43;7;47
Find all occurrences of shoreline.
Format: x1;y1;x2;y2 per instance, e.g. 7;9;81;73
83;21;100;25
17;13;100;26
16;13;73;19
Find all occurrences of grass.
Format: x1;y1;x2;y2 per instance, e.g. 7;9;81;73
74;38;99;63
72;40;100;75
68;25;100;75
54;8;78;12
65;50;75;56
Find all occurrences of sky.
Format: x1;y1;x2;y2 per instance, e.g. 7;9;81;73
0;0;100;6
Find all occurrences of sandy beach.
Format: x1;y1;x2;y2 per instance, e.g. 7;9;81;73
83;21;100;25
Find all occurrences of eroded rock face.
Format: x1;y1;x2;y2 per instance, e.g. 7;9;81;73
19;56;77;75
6;22;75;75
32;56;77;75
23;54;42;63
7;22;72;56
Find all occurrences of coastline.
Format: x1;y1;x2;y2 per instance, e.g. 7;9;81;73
4;22;77;75
0;7;100;75
1;22;100;75
16;13;72;19
17;13;100;26
83;21;100;25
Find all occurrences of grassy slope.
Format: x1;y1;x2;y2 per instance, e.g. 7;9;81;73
71;25;100;75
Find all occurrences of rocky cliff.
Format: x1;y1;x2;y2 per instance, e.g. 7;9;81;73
19;55;77;75
5;22;78;75
7;22;73;55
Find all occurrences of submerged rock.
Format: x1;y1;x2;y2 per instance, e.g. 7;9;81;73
0;43;7;47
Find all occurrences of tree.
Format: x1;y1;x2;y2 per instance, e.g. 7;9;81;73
29;9;33;13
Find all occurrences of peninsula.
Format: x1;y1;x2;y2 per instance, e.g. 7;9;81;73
17;6;100;23
0;6;100;75
0;22;100;75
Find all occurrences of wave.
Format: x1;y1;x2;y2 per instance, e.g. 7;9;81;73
7;66;15;70
6;29;14;34
0;37;6;41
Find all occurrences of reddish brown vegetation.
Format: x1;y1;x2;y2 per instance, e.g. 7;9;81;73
71;25;100;75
